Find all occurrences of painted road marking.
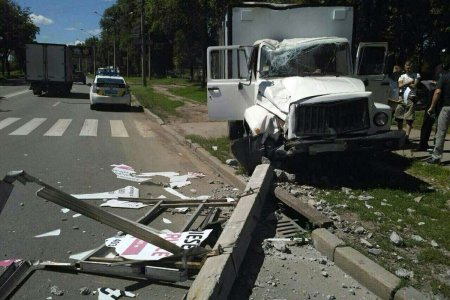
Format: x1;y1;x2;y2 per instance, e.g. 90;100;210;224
79;119;98;136
44;119;72;136
52;101;61;107
0;117;21;130
2;90;30;98
9;118;47;135
134;120;155;138
110;120;129;137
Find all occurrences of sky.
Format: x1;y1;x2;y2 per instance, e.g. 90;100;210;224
16;0;116;45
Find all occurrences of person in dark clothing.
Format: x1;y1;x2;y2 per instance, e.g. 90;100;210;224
416;48;449;151
425;72;450;164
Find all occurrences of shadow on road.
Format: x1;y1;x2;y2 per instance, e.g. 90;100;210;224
0;78;27;86
94;105;144;113
42;92;90;99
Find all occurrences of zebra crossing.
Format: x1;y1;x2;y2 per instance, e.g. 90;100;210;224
0;117;154;138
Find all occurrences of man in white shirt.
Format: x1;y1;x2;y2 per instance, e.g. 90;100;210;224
394;61;421;142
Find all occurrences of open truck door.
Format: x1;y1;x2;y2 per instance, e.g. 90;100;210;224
207;45;254;121
354;42;390;104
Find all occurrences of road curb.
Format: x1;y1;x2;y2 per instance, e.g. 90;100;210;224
311;228;429;300
187;164;274;300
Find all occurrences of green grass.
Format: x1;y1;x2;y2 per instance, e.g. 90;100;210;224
168;85;206;103
125;76;191;86
0;70;24;80
131;85;183;119
185;135;231;163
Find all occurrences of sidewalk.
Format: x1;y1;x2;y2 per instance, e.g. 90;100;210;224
395;128;450;168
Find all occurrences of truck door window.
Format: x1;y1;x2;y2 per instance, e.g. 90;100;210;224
358;47;385;75
209;48;249;80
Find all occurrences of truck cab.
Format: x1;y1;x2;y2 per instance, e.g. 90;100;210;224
207;37;404;172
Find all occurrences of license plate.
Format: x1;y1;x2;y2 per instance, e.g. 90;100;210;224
104;89;117;96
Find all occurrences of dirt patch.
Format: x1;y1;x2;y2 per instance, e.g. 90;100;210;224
153;84;208;123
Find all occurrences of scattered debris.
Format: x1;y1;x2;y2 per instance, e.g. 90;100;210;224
100;200;147;209
80;287;91;295
162;218;172;224
411;235;424;242
390;231;403;246
414;196;424;203
418;222;425;226
98;288;135;300
50;285;64;296
368;248;382;256
72;186;139;200
321;271;329;277
174;207;189;213
105;230;212;260
34;229;61;238
406;208;415;214
212;146;218;151
60;208;70;213
164;187;210;200
341;187;352;194
360;238;372;248
395;268;414;279
169;175;191;188
431;240;439;248
73;213;82;218
354;227;365;234
226;158;238;166
364;203;373;209
69;249;96;260
0;259;21;267
357;195;374;201
274;169;296;183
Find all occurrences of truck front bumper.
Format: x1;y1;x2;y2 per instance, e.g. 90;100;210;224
284;130;406;156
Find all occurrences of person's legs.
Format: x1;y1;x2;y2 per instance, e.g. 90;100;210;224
406;120;413;138
419;112;434;149
430;107;450;161
396;119;403;130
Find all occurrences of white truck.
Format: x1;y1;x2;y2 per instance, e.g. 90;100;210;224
26;43;73;95
207;3;405;172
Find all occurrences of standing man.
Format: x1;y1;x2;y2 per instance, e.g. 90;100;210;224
425;70;450;164
416;48;449;151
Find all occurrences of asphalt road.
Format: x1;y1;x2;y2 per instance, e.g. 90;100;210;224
0;82;229;299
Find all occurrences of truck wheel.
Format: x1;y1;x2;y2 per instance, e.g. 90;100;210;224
228;121;246;140
32;89;42;96
90;104;96;110
231;135;264;175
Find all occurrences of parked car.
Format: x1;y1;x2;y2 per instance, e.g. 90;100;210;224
89;76;131;110
73;71;86;84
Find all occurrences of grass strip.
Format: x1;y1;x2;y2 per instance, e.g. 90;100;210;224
168;85;206;103
131;85;183;120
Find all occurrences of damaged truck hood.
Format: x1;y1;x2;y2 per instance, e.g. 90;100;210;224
258;76;366;114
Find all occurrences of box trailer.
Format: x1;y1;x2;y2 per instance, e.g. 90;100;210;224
26;43;73;95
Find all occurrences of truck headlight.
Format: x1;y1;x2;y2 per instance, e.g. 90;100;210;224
374;112;388;126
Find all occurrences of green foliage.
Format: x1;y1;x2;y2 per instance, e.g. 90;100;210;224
131;84;183;119
0;0;39;75
168;84;207;103
185;135;231;164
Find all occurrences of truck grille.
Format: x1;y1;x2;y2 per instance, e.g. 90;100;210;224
293;98;370;136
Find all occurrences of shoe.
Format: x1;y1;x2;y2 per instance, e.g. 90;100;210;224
427;147;434;153
424;157;441;165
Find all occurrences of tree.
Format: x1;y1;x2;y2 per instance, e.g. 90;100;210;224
0;0;39;76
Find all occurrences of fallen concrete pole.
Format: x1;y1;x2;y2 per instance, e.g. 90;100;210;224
186;164;273;300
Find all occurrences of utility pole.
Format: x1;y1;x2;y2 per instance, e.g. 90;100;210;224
141;0;146;87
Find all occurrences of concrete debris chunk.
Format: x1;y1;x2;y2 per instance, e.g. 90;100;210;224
431;240;439;248
357;195;374;201
34;229;61;238
367;248;382;255
272;241;291;254
354;226;365;234
395;268;414;279
414;196;424;203
406;208;416;214
341;187;352;194
50;285;64;296
411;234;424;242
274;169;296;183
360;238;372;248
321;271;329;277
390;231;403;246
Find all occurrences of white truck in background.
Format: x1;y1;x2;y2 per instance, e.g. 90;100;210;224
26;43;73;96
207;3;405;172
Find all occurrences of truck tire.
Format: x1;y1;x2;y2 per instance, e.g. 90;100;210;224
32;89;42;96
230;135;264;175
228;121;246;140
90;104;96;110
